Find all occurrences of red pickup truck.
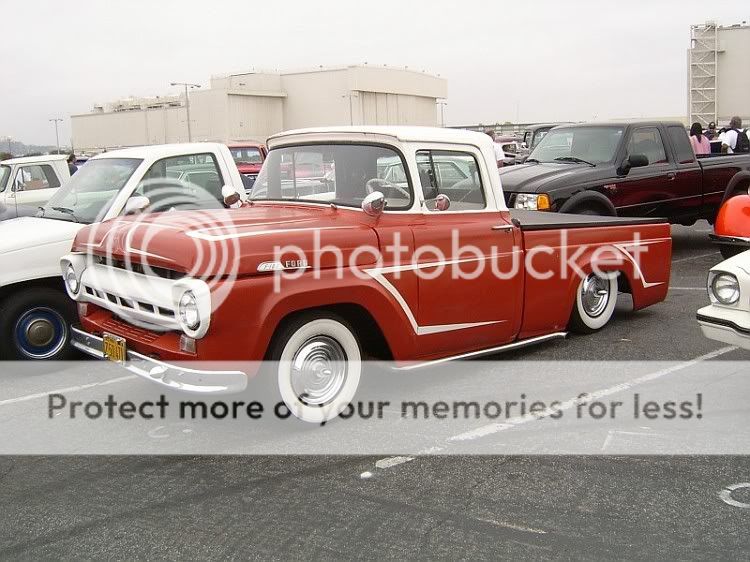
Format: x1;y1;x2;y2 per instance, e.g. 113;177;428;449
227;143;267;188
62;127;672;423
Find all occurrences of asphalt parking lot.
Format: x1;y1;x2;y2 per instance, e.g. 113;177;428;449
0;221;749;560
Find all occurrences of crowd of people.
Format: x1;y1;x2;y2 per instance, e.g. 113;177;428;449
689;116;750;155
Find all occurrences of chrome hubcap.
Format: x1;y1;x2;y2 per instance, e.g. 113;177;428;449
290;336;347;406
581;274;610;318
25;319;55;347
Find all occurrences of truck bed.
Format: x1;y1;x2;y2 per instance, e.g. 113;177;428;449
510;209;667;231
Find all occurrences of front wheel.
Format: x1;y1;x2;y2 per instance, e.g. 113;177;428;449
268;313;362;424
0;288;78;360
568;273;618;334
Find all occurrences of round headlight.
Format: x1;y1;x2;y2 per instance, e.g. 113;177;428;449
710;273;740;305
65;264;79;294
178;291;200;331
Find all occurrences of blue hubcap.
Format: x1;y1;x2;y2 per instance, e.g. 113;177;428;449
14;308;67;359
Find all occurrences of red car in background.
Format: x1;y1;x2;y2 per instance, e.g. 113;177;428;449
228;143;267;189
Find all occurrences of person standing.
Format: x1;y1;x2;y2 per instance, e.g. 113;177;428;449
705;122;717;140
67;153;78;175
485;129;505;168
689;122;711;155
719;116;750;154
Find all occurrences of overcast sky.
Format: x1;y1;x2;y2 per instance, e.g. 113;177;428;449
1;0;747;146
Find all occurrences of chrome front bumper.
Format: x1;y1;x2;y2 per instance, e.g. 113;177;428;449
71;326;247;394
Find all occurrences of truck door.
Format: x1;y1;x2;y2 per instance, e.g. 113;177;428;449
11;164;62;210
665;125;703;221
612;126;674;217
409;148;523;357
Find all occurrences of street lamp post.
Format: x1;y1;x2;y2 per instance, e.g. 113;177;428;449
436;100;448;127
170;82;201;142
49;118;63;153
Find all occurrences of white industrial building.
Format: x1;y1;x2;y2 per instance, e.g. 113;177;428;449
71;66;447;152
688;21;750;128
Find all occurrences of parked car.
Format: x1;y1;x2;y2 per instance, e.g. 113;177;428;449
499;121;750;224
0;143;246;361
0;154;71;220
516;123;570;163
495;136;524;166
227;143;267;189
697;251;750;349
63;126;672;423
708;189;750;259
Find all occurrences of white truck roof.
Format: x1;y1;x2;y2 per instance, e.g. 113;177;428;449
90;143;230;161
1;154;69;165
268;126;492;147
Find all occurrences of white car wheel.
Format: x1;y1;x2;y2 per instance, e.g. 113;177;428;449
275;317;361;424
569;273;618;333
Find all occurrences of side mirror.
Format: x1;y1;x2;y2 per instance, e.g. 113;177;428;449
221;184;243;207
362;191;385;217
435;194;451;212
123;196;150;215
618;154;649;175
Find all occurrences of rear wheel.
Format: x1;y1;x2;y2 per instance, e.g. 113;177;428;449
569;273;618;334
0;288;78;360
267;312;362;424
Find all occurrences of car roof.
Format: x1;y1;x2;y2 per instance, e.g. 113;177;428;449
269;126;491;146
227;142;264;148
88;142;227;161
556;121;686;129
1;154;68;165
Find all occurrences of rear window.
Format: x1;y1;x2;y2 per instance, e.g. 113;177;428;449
668;126;696;164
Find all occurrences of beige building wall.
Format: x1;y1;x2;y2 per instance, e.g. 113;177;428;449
717;26;750;124
72;66;448;151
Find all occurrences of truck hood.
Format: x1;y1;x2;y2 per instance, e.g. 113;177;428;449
0;216;83;254
498;162;600;193
72;204;380;277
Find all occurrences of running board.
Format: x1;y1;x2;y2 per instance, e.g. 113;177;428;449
395;332;568;371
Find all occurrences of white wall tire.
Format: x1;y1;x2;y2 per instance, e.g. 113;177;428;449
569;273;618;334
273;315;361;424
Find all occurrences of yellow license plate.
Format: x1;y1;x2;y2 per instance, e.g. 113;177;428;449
102;333;127;363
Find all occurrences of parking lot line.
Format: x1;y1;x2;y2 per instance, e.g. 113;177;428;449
0;375;136;407
672;251;720;263
368;345;736;474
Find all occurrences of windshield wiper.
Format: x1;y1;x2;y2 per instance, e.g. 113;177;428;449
37;206;46;217
554;156;596;167
51;206;80;222
525;158;540;164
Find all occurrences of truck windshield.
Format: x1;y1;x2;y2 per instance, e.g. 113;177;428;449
0;165;9;191
529;126;625;165
230;147;263;164
38;157;142;223
250;144;413;210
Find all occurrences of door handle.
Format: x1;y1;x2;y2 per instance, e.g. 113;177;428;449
492;224;514;231
667;172;676;181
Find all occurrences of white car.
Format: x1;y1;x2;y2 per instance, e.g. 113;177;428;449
0;154;71;220
0;143;245;360
697;251;750;349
